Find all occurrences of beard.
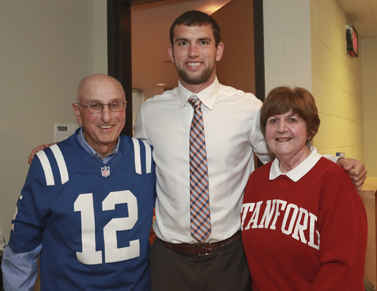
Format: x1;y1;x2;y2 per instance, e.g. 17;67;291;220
175;64;214;85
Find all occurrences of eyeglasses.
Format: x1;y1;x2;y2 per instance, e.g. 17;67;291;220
77;101;126;114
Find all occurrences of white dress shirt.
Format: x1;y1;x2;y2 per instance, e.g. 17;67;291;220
134;77;274;243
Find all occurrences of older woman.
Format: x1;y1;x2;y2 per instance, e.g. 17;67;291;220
241;86;367;290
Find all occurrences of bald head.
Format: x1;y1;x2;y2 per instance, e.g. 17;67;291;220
76;74;125;103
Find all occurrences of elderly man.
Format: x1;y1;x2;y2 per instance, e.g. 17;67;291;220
1;74;156;291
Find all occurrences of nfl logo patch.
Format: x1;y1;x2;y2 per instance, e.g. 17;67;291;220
101;166;110;177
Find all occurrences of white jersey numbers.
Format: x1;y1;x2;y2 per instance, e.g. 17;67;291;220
74;190;140;265
103;191;140;263
74;193;102;264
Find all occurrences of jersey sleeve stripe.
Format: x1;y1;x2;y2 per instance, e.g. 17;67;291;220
36;150;55;186
50;144;69;184
141;140;152;174
132;138;142;174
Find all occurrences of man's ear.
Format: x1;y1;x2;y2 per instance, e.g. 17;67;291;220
72;103;82;124
168;45;175;64
215;42;224;62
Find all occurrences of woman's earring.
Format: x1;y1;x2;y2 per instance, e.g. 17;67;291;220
306;139;311;149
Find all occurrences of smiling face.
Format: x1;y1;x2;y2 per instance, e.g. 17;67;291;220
266;110;311;168
168;24;224;93
72;75;126;158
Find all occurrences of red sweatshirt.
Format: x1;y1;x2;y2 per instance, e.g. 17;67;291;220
242;155;367;291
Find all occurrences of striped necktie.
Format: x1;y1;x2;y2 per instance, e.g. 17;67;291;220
188;96;211;243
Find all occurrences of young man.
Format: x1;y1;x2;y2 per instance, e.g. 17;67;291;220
2;75;156;290
134;10;366;291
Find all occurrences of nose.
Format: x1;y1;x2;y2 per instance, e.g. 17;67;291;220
276;120;287;132
101;105;111;123
188;43;199;58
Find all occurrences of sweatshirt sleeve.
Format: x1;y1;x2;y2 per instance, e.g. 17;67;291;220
311;171;367;290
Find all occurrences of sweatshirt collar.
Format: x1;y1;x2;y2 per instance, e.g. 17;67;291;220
269;147;322;182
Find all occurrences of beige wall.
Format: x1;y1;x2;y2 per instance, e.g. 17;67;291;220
361;37;377;177
310;0;364;160
0;0;107;242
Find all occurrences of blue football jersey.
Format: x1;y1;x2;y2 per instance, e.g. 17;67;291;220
9;132;156;290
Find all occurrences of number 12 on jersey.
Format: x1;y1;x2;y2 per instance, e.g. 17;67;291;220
74;190;140;265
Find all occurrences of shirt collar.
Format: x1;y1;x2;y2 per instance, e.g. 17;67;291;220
77;127;120;163
177;77;220;110
269;147;322;182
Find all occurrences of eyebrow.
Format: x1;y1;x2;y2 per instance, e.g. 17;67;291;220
86;98;125;103
174;37;189;43
174;37;212;43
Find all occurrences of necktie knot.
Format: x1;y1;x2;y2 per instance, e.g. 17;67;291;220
188;97;202;111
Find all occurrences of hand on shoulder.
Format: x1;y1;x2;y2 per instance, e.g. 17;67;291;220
337;158;367;191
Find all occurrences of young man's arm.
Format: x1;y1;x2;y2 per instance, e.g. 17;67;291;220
337;158;367;190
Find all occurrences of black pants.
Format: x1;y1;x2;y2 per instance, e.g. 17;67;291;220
150;237;252;291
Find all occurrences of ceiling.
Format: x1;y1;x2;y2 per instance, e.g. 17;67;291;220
131;0;377;91
337;0;377;39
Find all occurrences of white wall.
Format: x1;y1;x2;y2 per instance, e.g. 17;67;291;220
263;0;312;94
0;0;107;242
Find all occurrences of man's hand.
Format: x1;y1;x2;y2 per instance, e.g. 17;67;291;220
337;158;367;191
28;143;56;164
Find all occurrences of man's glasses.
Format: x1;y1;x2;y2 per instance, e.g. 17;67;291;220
77;101;126;114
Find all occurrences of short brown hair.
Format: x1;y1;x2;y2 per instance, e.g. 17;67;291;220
260;86;320;140
169;10;221;47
